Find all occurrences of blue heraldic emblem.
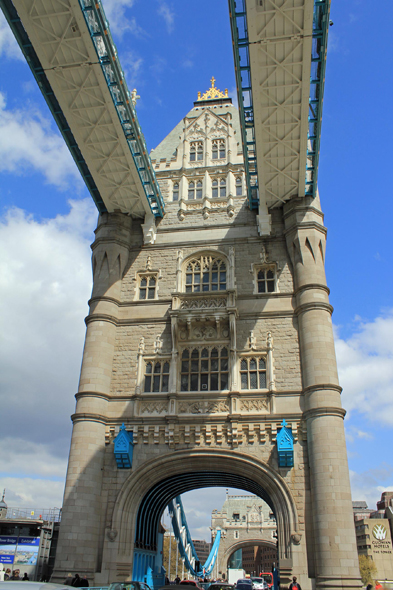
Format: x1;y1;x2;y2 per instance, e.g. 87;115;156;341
113;423;134;469
277;419;294;468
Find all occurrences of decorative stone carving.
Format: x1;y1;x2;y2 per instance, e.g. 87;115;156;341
291;533;302;545
180;296;227;310
248;331;257;350
140;402;167;415
193;326;217;340
106;528;118;542
142;213;157;245
138;337;145;354
154;335;163;354
146;255;152;270
179;400;229;414
240;398;269;412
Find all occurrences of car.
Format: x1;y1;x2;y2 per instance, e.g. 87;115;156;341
258;574;273;589
235;580;253;590
0;583;69;590
250;578;268;590
208;583;235;590
108;583;152;590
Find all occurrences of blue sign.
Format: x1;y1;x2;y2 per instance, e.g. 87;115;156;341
0;536;17;545
0;555;14;564
19;538;40;546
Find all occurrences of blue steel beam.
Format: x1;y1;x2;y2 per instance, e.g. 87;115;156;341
168;495;221;578
0;0;107;214
229;0;331;204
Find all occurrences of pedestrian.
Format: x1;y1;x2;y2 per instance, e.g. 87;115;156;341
64;573;74;586
22;573;30;581
175;576;181;584
4;568;11;581
289;577;301;590
165;576;170;585
11;570;21;580
375;584;383;590
80;575;89;588
72;573;82;587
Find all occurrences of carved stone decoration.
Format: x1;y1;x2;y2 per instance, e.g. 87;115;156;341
248;505;262;523
146;255;152;270
106;528;118;542
291;533;302;545
248;330;257;350
154;335;163;354
180;296;227;310
193;326;217;340
240;398;269;412
179;400;229;414
140;402;167;415
260;245;269;264
138;337;145;354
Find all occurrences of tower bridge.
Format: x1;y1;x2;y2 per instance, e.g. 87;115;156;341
0;1;362;590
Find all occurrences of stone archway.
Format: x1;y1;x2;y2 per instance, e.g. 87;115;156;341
101;448;298;582
220;538;277;577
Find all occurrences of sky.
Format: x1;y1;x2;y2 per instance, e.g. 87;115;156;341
0;0;392;543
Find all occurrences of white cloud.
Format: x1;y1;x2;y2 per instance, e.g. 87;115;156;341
0;199;96;454
0;12;24;60
103;0;147;39
0;439;67;479
157;2;175;34
335;311;393;425
350;465;393;509
0;92;82;189
0;477;65;509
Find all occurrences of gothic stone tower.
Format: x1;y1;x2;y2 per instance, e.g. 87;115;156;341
53;81;361;590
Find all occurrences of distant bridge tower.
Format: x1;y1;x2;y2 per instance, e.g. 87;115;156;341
52;78;361;590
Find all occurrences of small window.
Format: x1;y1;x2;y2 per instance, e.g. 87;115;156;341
212;139;225;160
188;181;195;200
236;177;242;196
234;530;239;539
139;275;157;300
212;179;218;198
180;347;229;392
233;513;240;521
173;182;179;201
190;145;196;162
220;179;226;198
240;357;267;390
144;360;170;392
196;180;203;199
190;142;203;162
185;255;226;293
197;144;203;161
257;268;275;293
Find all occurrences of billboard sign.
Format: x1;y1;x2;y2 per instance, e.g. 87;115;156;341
0;536;40;565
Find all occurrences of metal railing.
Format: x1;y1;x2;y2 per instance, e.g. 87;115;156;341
3;507;61;521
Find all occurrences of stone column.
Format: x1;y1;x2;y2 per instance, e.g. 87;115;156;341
52;212;132;582
284;196;361;590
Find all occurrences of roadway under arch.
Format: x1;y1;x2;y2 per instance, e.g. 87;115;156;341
106;448;298;576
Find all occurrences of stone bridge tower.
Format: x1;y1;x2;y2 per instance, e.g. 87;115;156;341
53;80;361;590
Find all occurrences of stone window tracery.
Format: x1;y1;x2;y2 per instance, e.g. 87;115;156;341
185;255;227;292
190;142;203;162
212;139;225;160
138;274;157;300
212;179;226;198
144;360;170;392
240;357;267;390
180;346;229;392
173;182;179;201
236;176;243;196
257;267;276;293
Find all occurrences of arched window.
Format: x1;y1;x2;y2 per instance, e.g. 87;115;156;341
144;360;170;392
240;357;267;389
188;181;195;200
190;142;203;162
173;182;179;201
139;275;157;299
185;254;227;292
220;179;226;197
212;179;218;198
196;180;203;199
180;347;229;392
236;177;242;196
212;139;225;160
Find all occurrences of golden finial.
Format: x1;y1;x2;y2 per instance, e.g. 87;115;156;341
197;77;228;101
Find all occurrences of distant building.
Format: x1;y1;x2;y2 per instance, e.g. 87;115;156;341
354;492;393;582
192;540;211;567
0;499;61;582
211;493;277;577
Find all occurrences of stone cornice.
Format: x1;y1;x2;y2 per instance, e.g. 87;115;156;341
294;283;330;297
85;314;118;326
302;406;346;420
71;412;108;424
91;235;131;251
75;391;111;401
295;301;333;316
303;383;342;395
284;220;327;237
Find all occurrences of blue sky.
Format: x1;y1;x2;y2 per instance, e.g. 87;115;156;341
0;0;392;542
